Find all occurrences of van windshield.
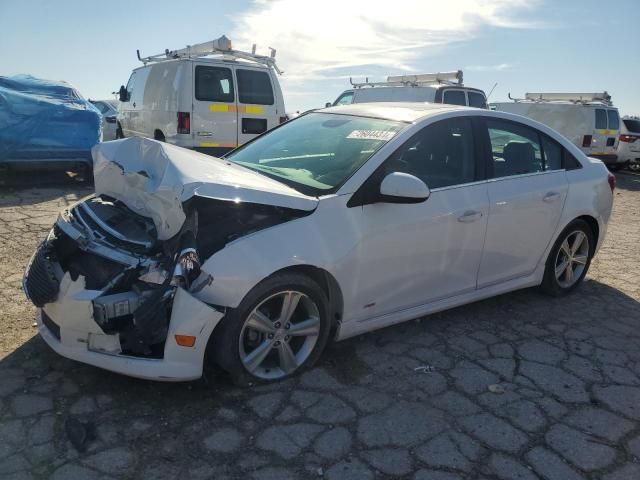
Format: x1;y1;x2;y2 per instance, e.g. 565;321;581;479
226;113;406;196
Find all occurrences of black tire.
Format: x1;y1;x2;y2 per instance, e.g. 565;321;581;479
209;272;332;386
540;219;595;296
115;124;124;139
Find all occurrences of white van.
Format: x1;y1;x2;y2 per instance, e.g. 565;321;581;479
329;71;488;109
492;92;622;168
117;36;286;157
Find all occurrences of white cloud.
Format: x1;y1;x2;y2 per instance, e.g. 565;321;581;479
466;63;513;72
232;0;538;81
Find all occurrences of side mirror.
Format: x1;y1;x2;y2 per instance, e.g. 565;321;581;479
118;85;129;102
325;102;332;108
379;172;430;203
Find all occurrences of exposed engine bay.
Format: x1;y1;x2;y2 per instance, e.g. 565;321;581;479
25;193;309;358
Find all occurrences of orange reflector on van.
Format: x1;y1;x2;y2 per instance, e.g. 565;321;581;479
175;335;196;347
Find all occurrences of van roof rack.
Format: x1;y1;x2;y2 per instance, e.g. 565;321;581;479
350;70;463;88
508;91;612;106
136;35;283;74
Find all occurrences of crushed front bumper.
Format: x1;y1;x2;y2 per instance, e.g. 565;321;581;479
23;209;225;381
35;285;224;382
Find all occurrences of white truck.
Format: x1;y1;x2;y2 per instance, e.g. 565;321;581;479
329;71;488;109
492;92;623;169
116;36;287;157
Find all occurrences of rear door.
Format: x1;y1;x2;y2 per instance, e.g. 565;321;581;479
192;63;238;154
477;117;568;287
235;67;277;146
605;109;620;156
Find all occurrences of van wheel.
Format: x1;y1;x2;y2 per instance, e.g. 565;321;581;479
540;219;594;296
210;273;331;386
154;130;165;142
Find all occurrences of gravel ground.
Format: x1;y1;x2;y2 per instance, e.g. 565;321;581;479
0;172;639;479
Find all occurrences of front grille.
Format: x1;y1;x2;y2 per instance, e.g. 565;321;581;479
41;312;61;340
24;244;60;307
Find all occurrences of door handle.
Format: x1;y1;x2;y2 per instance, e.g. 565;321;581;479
132;102;136;108
458;210;483;223
543;192;560;202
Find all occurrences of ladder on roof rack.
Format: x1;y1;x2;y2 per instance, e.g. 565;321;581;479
350;70;463;88
517;91;612;105
136;35;283;75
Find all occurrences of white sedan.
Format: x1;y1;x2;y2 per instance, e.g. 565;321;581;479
23;103;614;384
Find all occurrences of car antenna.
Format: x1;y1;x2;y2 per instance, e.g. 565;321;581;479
486;82;498;101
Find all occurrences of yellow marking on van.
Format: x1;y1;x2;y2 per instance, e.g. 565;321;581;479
597;129;618;136
199;142;238;148
209;104;231;112
208;104;265;114
244;105;265;114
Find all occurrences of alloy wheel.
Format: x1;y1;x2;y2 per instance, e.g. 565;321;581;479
238;291;321;380
554;230;590;288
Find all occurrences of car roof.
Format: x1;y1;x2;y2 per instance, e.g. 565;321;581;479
321;102;473;123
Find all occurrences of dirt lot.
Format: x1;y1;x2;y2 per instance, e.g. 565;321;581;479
1;172;639;480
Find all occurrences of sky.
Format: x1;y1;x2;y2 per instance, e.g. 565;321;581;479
1;0;639;115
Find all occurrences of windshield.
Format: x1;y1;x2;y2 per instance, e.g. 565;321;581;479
226;113;405;196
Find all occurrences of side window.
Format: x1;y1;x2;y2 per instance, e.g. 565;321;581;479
195;66;234;102
389;118;476;189
486;119;543;178
236;69;274;105
443;90;466;106
595;109;607;129
468;92;487;109
541;136;562;171
607;110;620;130
334;92;354;106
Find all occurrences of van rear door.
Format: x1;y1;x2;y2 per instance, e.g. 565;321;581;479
192;63;238;155
235;67;277;146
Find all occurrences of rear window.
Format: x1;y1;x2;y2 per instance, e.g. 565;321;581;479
468;91;487;109
595;109;607;129
443;90;466;106
623;119;640;133
607;110;620;130
237;69;274;105
195;66;234;102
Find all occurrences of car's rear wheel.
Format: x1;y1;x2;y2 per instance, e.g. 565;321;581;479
115;123;124;139
210;272;331;385
541;219;594;296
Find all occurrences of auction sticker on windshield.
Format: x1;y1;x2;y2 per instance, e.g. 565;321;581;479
347;130;397;141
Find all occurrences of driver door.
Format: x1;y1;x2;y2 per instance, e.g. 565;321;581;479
352;117;489;321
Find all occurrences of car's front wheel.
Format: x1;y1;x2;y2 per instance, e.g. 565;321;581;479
211;272;331;385
541;219;594;296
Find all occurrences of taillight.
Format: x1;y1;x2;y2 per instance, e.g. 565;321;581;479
582;135;592;147
608;172;616;192
177;112;190;134
279;115;289;124
619;134;639;143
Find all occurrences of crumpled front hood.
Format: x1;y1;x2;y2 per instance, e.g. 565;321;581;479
92;137;318;240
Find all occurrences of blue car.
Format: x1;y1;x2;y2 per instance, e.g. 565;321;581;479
0;75;101;174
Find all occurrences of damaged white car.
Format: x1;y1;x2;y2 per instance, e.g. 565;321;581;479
24;103;614;383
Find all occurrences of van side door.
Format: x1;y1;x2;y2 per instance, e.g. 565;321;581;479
192;63;238;156
235;67;278;146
